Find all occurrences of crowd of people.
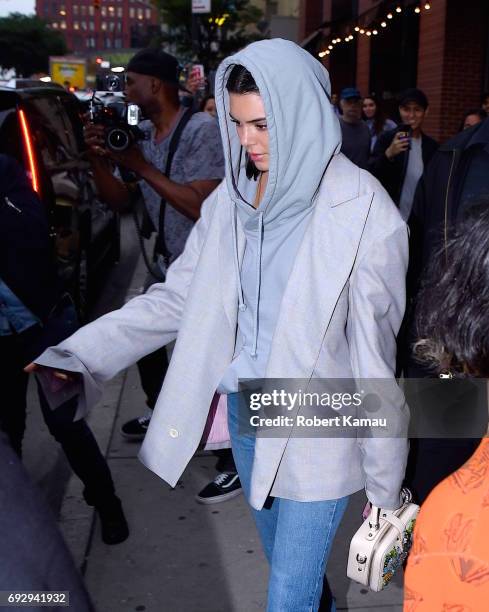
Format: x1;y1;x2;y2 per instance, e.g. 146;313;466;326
2;37;489;612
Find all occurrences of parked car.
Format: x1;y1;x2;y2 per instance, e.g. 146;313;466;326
0;82;120;320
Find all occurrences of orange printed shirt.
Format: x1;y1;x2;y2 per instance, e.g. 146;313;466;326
404;438;489;611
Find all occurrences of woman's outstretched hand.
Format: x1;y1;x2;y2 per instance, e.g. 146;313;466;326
24;363;80;390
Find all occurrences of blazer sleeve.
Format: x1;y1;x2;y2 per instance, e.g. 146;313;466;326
33;186;220;417
347;222;410;510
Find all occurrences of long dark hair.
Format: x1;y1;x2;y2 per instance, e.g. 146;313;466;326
414;203;489;377
363;95;388;137
226;64;260;180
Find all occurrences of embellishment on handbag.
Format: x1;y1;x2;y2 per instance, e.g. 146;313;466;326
381;518;416;587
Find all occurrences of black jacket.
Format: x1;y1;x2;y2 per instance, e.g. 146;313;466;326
369;127;439;205
0;154;61;321
408;118;489;293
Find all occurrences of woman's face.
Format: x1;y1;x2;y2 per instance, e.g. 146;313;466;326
203;98;217;117
229;92;269;173
362;98;376;119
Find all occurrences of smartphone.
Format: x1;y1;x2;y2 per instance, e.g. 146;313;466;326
191;64;206;90
397;123;412;148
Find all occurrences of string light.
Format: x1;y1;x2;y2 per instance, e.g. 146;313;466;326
328;44;333;49
415;6;421;13
366;30;372;36
424;2;431;8
381;21;387;27
318;51;327;58
354;26;360;32
396;6;402;13
360;28;365;34
373;29;378;35
387;12;393;19
326;50;330;54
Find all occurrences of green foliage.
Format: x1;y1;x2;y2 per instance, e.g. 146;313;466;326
0;13;67;76
154;0;265;68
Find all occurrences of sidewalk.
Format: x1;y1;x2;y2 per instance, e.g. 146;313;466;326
58;253;404;612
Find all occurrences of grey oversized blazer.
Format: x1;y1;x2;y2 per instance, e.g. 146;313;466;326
36;153;409;511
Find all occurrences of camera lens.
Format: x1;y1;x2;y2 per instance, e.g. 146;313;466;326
107;127;130;151
106;74;122;92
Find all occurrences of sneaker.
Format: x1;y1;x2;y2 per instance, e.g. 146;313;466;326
195;472;242;504
96;497;129;545
120;409;152;440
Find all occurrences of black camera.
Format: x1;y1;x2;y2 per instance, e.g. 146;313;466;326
89;95;143;152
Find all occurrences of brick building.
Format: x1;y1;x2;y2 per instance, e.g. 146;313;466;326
300;0;489;142
36;0;160;53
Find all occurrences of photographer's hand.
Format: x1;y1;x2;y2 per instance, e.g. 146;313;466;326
385;132;410;160
82;114;110;159
109;146;150;175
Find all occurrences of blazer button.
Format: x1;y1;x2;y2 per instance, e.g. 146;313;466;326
169;428;179;438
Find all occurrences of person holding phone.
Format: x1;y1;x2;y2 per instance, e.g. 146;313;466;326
369;88;438;221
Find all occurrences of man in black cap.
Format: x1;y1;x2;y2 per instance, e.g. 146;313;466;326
338;87;371;169
84;48;225;439
369;88;438;221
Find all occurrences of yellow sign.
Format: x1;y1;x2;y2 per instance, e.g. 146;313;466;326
50;57;87;89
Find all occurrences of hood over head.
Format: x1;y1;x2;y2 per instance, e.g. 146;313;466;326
215;38;342;226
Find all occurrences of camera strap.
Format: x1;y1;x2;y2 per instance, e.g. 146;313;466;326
155;108;194;265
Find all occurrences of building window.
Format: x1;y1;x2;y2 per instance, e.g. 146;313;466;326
52;21;58;28
60;20;67;29
73;21;79;29
129;7;135;17
101;6;106;16
115;38;122;48
117;7;122;17
81;5;86;15
101;21;107;30
145;8;151;19
59;5;66;16
108;5;115;14
88;6;94;15
89;20;94;30
116;21;122;32
109;21;115;31
73;4;78;15
81;20;87;30
106;37;112;48
137;8;143;19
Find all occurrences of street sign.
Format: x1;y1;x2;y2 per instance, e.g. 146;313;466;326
192;0;211;14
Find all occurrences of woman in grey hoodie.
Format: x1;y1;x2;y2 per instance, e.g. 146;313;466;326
31;40;409;611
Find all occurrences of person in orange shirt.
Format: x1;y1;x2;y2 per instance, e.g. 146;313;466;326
404;204;489;611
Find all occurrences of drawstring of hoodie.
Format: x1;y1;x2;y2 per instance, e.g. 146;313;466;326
250;212;264;359
230;204;246;312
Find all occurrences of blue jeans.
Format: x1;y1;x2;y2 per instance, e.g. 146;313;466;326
227;393;349;612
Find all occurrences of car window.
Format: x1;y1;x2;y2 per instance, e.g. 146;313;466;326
0;107;23;164
24;95;80;169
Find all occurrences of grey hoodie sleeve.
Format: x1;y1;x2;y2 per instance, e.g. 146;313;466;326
347;222;410;510
34;187;219;418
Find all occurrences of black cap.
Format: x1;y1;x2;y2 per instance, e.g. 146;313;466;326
126;48;179;84
398;88;429;109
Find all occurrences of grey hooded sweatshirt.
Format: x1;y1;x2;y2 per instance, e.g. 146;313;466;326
215;39;342;393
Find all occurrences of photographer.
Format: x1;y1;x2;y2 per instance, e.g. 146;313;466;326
369;88;438;221
84;48;225;438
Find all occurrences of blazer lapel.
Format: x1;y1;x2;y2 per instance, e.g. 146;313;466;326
218;201;245;330
266;157;373;379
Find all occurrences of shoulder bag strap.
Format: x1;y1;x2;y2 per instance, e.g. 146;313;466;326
156;108;194;263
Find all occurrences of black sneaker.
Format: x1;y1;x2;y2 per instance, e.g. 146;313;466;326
195;472;242;504
96;497;129;545
120;409;152;440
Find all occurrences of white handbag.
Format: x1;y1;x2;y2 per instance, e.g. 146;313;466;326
347;490;419;592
